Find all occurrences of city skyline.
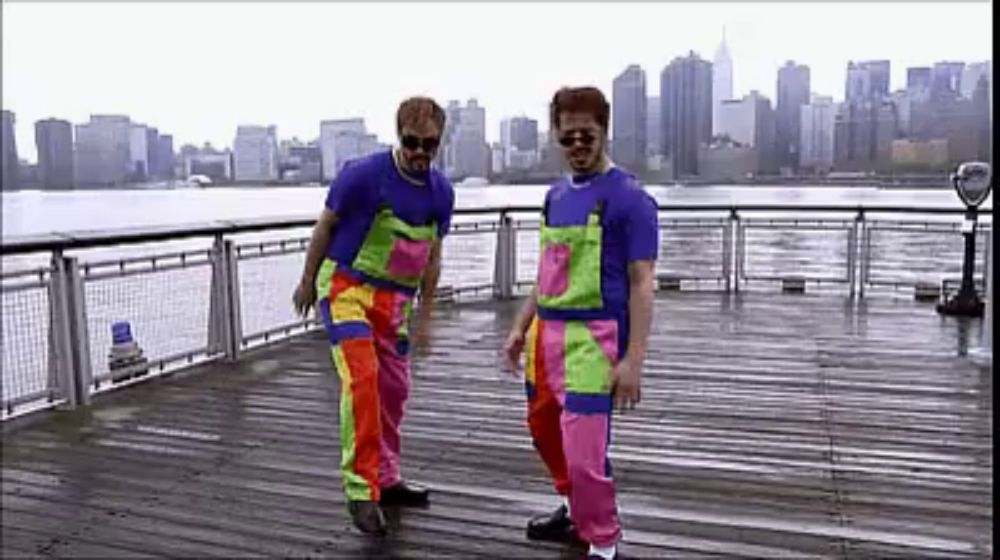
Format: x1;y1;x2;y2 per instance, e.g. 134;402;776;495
2;2;992;161
3;50;990;186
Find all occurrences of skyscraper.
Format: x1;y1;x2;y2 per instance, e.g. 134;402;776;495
712;29;734;137
35;118;74;190
660;52;713;178
845;60;890;101
437;100;463;171
776;61;810;172
233;125;279;182
145;127;162;178
129;124;150;181
971;70;991;162
714;91;776;173
910;95;988;164
447;99;489;180
500;117;538;152
833;100;896;171
930;61;965;100
799;96;837;173
960;61;991;100
612;64;647;173
646;96;661;157
157;135;175;179
1;110;18;191
890;90;915;137
500;116;539;171
907;67;932;97
319;118;381;180
74;115;132;187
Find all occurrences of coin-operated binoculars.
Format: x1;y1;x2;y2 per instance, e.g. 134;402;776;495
937;161;992;317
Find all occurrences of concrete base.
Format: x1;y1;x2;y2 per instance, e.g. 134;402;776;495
936;291;985;317
782;278;806;294
658;276;682;291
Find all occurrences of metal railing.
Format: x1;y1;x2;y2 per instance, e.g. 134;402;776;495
1;203;991;420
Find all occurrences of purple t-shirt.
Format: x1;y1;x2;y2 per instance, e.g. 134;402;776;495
324;150;454;277
537;167;659;331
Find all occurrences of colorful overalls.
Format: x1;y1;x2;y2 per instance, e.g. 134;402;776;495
526;196;622;547
317;199;438;502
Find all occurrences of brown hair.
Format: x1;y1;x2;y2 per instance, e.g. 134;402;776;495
396;97;446;136
549;87;610;133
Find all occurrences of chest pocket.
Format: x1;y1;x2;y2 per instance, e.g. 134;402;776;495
537;197;605;310
350;169;439;288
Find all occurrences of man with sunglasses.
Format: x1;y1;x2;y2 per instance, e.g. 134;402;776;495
293;96;454;536
502;87;659;560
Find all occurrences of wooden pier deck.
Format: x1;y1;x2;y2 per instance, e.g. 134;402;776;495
1;292;992;559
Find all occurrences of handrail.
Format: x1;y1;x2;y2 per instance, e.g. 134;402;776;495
1;204;992;255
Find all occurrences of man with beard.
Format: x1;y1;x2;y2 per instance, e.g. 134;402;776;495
294;96;454;536
502;86;659;560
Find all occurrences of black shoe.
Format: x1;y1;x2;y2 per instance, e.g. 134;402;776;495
526;504;583;544
379;481;430;508
585;548;624;560
348;500;387;536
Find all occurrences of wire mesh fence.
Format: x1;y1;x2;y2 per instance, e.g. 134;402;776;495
741;220;855;287
440;226;498;295
81;250;215;388
1;208;994;420
657;217;729;285
514;227;540;288
1;266;59;416
237;243;311;345
865;221;991;291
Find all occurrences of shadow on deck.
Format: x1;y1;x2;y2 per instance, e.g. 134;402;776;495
1;292;993;559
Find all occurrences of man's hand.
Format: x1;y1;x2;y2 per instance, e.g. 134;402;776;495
292;278;317;318
501;329;526;376
294;209;337;320
409;307;433;352
610;358;642;411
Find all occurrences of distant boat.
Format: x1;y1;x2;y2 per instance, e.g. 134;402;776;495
186;175;213;187
456;177;488;188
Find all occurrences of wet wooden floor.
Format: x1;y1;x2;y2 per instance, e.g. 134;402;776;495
1;292;993;559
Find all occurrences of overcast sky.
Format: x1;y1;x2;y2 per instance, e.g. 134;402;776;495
2;1;993;161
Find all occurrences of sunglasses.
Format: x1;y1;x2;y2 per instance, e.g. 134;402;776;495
558;132;598;148
401;134;440;152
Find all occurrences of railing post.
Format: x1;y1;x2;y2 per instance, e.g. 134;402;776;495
983;226;992;357
510;215;518;295
971;226;992;364
494;211;515;300
208;235;227;356
46;252;91;408
224;239;243;359
722;209;736;293
859;219;871;298
848;209;864;299
734;210;744;293
47;251;77;408
65;257;93;406
208;235;242;360
981;223;991;295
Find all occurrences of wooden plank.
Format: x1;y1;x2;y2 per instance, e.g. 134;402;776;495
2;292;991;559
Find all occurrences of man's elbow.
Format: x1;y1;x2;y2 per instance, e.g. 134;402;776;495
317;209;338;231
636;280;655;300
630;262;656;292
